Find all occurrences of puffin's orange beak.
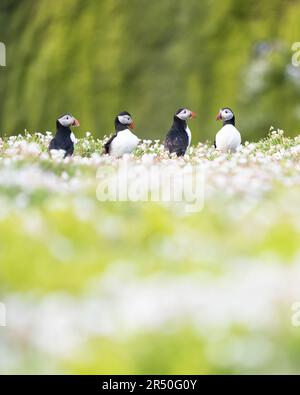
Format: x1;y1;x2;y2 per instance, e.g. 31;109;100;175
130;121;136;129
190;111;196;119
72;118;80;127
216;112;222;121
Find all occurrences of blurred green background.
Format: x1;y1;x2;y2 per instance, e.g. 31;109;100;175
1;0;300;371
1;0;300;141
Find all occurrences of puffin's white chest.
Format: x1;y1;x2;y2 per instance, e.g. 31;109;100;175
110;129;139;157
70;132;77;144
215;124;241;153
185;125;192;148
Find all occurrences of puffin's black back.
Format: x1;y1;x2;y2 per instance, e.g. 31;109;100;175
48;120;74;157
164;113;189;156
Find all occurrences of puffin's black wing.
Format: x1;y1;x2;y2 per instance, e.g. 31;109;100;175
104;133;117;154
164;129;189;157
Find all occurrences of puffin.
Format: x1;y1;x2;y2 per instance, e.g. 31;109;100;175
48;113;80;157
104;111;139;157
215;108;241;152
164;108;196;156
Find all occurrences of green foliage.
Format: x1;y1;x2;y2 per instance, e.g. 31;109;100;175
1;0;300;141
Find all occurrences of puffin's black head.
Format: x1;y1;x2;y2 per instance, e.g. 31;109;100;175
216;108;235;125
174;108;196;122
115;111;135;131
56;114;80;129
